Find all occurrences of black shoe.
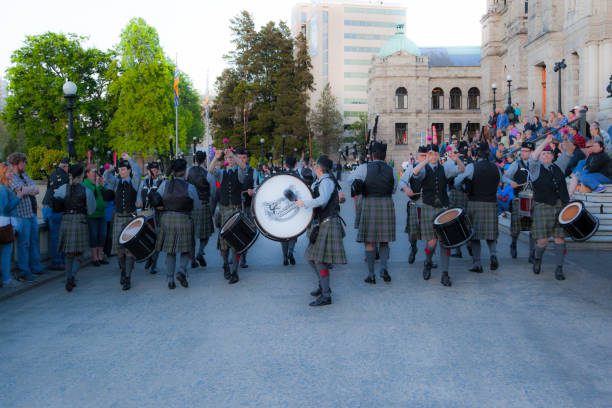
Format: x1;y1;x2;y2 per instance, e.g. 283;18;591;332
441;272;452;287
310;286;322;297
122;277;131;291
555;266;565;281
490;255;499;271
288;253;296;265
120;271;126;286
380;269;391;282
510;243;517;259
177;273;189;288
364;276;376;284
228;272;239;284
423;261;432;280
528;250;535;264
375;250;380;260
469;265;483;273
408;246;417;264
92;260;101;267
196;255;206;267
145;258;153;269
451;250;462;258
191;260;199;269
309;295;332;307
533;257;542;274
65;278;74;292
168;281;176;290
283;257;289;266
223;263;230;280
99;259;109;265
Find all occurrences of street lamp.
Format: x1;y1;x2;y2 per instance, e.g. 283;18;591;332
192;137;197;154
491;83;497;112
505;75;515;123
63;81;77;159
281;134;286;165
260;138;265;165
553;59;567;113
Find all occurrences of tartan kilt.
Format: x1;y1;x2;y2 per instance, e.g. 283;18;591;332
155;211;194;254
192;201;214;239
356;196;396;243
217;204;241;251
449;188;468;209
354;196;363;229
531;201;566;240
467;200;499;241
420;203;443;241
510;197;532;235
57;213;89;255
404;201;422;240
305;217;347;265
112;214;134;254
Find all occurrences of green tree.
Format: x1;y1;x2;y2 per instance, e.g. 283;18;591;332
309;83;343;155
1;32;115;157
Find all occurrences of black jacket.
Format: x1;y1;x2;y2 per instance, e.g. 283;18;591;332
585;151;611;176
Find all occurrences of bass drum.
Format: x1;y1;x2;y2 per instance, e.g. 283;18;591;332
252;173;313;241
118;216;156;262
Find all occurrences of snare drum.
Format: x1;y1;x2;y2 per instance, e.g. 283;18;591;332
252;174;313;241
220;212;259;254
558;201;599;242
118;217;157;262
518;190;534;218
433;208;474;248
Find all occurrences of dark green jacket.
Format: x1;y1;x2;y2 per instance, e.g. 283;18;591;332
83;178;106;218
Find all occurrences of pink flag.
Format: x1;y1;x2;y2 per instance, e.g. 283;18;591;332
87;150;92;166
432;126;438;145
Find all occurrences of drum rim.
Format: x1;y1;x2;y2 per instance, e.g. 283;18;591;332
220;212;242;234
119;216;146;244
252;173;313;241
433;207;464;226
558;200;584;225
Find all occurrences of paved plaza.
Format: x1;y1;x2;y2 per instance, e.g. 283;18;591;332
1;180;611;407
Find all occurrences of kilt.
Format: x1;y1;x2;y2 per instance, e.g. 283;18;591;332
467;200;499;241
156;211;194;254
111;213;134;254
510;197;532;235
531;201;566;240
192;201;214;239
356;196;396;243
404;201;422;240
57;213;89;255
420;203;443;242
354;196;362;229
217;204;241;251
305;216;347;265
449;188;468;209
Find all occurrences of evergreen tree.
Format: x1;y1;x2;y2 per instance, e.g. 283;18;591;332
309;83;343;155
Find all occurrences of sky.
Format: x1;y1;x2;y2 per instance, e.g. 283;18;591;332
0;0;484;94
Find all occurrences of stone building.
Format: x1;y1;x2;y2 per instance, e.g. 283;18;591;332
367;24;482;165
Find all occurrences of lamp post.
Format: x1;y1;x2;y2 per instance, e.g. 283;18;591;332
63;81;77;159
281;134;286;166
491;83;497;112
260;138;265;166
192;137;197;154
553;59;567;113
504;75;515;123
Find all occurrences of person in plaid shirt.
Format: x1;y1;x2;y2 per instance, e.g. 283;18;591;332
7;152;46;281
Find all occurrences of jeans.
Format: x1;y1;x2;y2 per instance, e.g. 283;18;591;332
581;172;612;190
42;207;63;266
16;216;43;277
1;242;13;283
87;217;107;248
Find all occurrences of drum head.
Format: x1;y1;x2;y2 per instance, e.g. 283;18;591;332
558;201;582;225
434;208;462;226
252;174;313;241
221;212;241;234
119;217;144;244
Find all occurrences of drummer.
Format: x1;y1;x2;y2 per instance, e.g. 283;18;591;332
139;161;164;274
529;134;575;280
448;145;473;258
236;148;257;268
186;151;215;269
155;158;200;289
103;153;142;291
348;142;397;284
501;141;536;261
454;142;501;273
398;146;427;264
209;148;247;284
296;156;346;306
411;144;464;287
281;155;300;266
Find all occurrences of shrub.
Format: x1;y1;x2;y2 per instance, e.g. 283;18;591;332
26;146;68;180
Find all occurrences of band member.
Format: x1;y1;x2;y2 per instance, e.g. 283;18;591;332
281;155;300;265
411;144;464;286
529;134;575;280
399;146;426;264
139;161;164;274
42;157;70;271
103;153;142;291
209;148;247;284
54;164;96;292
296;156;346;306
236;148;256;268
156;158;200;289
502;141;536;260
187;151;215;268
454;142;501;273
448;146;472;258
348;142;397;284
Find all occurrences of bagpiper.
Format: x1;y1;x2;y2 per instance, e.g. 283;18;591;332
139;161;164;274
186;151;215;268
399;146;427;264
281;155;300;266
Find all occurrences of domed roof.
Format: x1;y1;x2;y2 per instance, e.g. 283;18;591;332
379;23;421;57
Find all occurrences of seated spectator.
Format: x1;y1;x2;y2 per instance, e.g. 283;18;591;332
568;125;586;148
497;183;513;215
496;109;509;130
580;141;612;193
0;163;22;288
591;121;612;158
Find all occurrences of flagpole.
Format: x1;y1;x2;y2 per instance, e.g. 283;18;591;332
175;54;179;158
204;69;211;159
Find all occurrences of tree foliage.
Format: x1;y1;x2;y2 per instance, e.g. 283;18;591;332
309;83;343;155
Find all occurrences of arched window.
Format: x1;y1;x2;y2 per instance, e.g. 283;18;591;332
431;87;444;110
450;87;462;110
395;87;407;109
467;87;480;110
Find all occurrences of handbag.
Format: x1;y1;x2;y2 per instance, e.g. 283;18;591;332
0;216;15;244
